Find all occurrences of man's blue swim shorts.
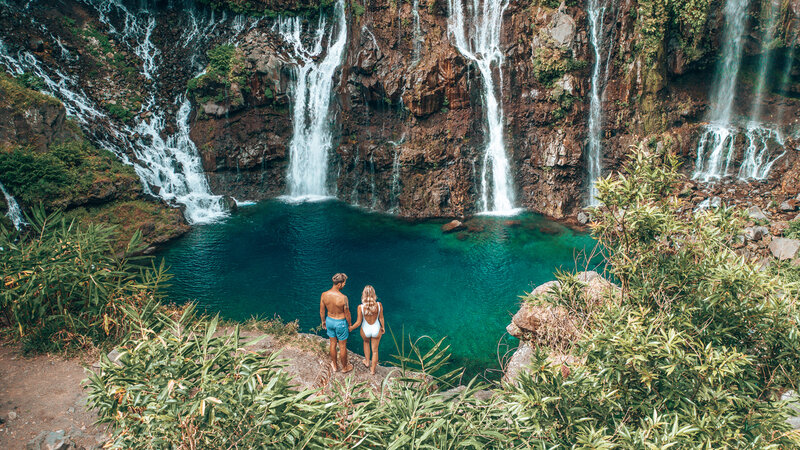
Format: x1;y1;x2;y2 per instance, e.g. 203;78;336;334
326;316;348;341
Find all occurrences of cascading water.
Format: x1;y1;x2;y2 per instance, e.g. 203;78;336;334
388;135;405;212
692;0;751;182
275;0;348;200
0;182;26;230
90;0;230;223
738;126;785;180
586;0;606;206
447;0;517;214
0;1;253;223
412;0;423;63
749;0;779;124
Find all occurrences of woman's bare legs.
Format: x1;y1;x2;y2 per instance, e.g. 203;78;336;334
360;328;370;367
370;334;381;375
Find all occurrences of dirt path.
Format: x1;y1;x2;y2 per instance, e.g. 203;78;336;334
0;345;107;450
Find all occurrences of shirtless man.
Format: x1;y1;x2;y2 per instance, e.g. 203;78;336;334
320;273;353;373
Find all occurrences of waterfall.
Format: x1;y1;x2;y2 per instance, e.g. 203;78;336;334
388;135;405;212
748;0;780;124
738;126;785;180
412;0;423;63
447;0;517;214
735;0;785;181
692;0;751;182
276;0;348;200
0;1;247;224
0;182;26;230
586;0;606;206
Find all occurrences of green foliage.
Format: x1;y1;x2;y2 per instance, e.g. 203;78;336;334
0;207;170;353
351;0;365;17
187;44;248;104
0;141;137;209
529;0;579;8
105;103;134;121
207;43;236;74
0;148;72;206
0;71;61;109
195;0;336;18
15;72;45;91
786;218;800;239
531;46;586;86
634;0;711;65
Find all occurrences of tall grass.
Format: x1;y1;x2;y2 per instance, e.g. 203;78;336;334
0;206;169;352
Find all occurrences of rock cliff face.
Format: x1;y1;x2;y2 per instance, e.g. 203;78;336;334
1;0;798;223
190;0;798;220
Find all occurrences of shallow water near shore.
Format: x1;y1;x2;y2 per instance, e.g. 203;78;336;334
158;200;599;378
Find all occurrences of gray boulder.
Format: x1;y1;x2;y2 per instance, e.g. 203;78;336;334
769;238;800;261
744;226;769;242
747;205;769;222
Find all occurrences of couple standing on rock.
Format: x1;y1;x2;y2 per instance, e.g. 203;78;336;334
320;273;386;375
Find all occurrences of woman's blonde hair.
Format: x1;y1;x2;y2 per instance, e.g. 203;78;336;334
361;285;378;315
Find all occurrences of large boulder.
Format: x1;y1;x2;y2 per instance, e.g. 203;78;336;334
769;238;800;261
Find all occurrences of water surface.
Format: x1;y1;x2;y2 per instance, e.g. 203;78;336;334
158;200;598;377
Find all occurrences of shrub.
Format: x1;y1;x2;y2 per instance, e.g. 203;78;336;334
0;207;169;352
785;218;800;239
0;141;137;209
0;147;72;206
16;72;46;91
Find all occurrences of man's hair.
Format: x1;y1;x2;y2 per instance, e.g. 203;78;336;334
332;273;348;285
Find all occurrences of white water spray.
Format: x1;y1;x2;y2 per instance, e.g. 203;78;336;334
692;0;750;181
448;0;516;214
0;182;26;230
738;126;785;180
276;0;348;200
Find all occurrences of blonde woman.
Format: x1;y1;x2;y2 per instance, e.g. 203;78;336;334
349;285;385;374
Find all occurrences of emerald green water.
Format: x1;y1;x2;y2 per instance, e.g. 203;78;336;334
158;200;598;377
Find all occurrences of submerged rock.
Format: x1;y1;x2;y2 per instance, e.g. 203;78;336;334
441;220;465;233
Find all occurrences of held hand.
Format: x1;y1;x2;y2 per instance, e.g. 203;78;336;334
322;322;327;330
380;328;385;335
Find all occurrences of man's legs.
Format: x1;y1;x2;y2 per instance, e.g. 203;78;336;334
329;337;339;371
339;339;352;372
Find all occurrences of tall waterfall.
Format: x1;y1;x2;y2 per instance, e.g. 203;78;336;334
0;1;250;223
276;0;348;200
0;182;26;230
586;0;606;206
735;0;785;180
692;0;750;182
448;0;517;214
412;0;423;63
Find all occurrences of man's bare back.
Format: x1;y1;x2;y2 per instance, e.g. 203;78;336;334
321;273;353;373
321;290;349;320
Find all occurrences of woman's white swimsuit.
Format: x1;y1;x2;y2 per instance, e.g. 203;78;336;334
361;303;381;338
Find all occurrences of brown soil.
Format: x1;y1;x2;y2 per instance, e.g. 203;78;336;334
0;345;107;450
